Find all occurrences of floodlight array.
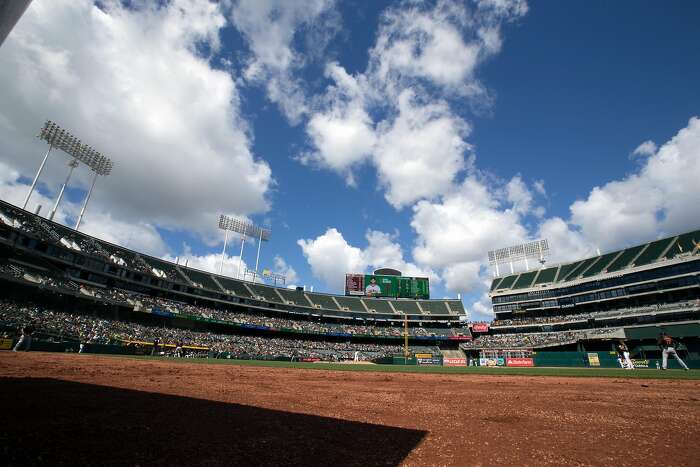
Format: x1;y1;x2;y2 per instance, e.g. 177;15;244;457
488;239;550;266
38;120;113;175
218;214;271;241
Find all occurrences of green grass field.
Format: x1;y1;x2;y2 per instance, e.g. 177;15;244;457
122;355;700;380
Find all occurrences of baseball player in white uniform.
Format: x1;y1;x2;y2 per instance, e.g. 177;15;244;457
617;341;634;369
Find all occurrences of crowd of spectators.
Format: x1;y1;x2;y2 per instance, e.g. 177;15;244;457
492;300;700;327
0;262;465;339
0;298;405;361
461;327;620;349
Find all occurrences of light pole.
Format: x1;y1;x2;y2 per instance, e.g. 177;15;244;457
218;215;270;279
29;120;113;227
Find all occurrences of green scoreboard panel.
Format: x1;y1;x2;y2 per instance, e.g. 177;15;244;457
345;273;429;299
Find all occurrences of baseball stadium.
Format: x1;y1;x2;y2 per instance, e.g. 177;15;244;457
2;2;699;466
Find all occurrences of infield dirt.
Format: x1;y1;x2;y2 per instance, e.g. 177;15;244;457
1;352;699;466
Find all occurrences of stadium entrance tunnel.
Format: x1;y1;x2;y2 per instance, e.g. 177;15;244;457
0;377;427;466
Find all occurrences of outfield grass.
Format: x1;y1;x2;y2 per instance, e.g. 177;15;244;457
119;355;700;380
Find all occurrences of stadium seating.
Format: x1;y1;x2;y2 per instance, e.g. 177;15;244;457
181;268;224;292
446;300;466;315
211;276;253;298
0;198;467;340
306;293;341;311
361;298;395;314
275;288;310;306
248;284;284;304
390;299;422;315
513;271;537;289
491;229;700;292
580;252;618;278
633;238;674;267
334;296;366;313
418;300;450;314
605;245;645;273
533;266;557;285
664;231;700;260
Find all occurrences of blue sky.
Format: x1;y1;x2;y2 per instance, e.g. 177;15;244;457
1;0;699;320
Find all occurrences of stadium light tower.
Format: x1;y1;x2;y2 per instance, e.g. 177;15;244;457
25;121;113;228
488;239;550;277
218;215;271;278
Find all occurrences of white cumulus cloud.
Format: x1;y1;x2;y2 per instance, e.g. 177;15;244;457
0;0;272;245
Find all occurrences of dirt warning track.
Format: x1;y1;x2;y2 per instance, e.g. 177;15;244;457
1;352;698;466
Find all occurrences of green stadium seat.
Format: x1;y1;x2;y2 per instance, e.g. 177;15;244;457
306;293;341;311
495;275;517;290
554;262;577;282
580;252;619;278
633;238;675;266
561;257;598;281
446;300;465;314
533;266;557;285
418;300;450;314
216;276;253;298
276;288;310;306
490;277;503;291
362;298;395;314
664;230;700;260
334;296;365;312
248;284;284;303
180;267;222;291
512;271;537;289
390;299;422;315
605;245;645;273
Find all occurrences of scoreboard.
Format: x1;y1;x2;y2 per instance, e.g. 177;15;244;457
345;273;429;299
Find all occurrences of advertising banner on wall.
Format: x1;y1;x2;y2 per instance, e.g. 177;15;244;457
505;357;534;367
443;357;467;367
471;323;489;333
587;353;601;367
479;357;505;367
345;273;429;299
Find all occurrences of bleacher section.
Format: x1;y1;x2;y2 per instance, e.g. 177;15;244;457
390;299;422;315
248;283;284;304
446;300;465;315
513;271;537;289
276;288;310;306
141;256;182;281
561;257;597;282
181;268;222;291
362;298;395;314
0;199;468;326
606;245;645;273
419;300;449;315
216;276;253;298
534;266;557;285
334;296;366;312
633;238;673;266
491;229;700;293
306;293;341;311
580;252;618;278
665;231;700;260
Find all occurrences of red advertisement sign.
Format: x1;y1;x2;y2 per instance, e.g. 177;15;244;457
506;357;534;367
471;323;489;333
443;357;467;367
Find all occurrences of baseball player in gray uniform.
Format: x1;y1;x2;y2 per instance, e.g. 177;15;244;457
657;333;689;370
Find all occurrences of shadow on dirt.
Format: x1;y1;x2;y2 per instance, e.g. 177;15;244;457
0;377;426;466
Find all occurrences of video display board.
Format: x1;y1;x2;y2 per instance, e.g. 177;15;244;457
345;273;429;299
